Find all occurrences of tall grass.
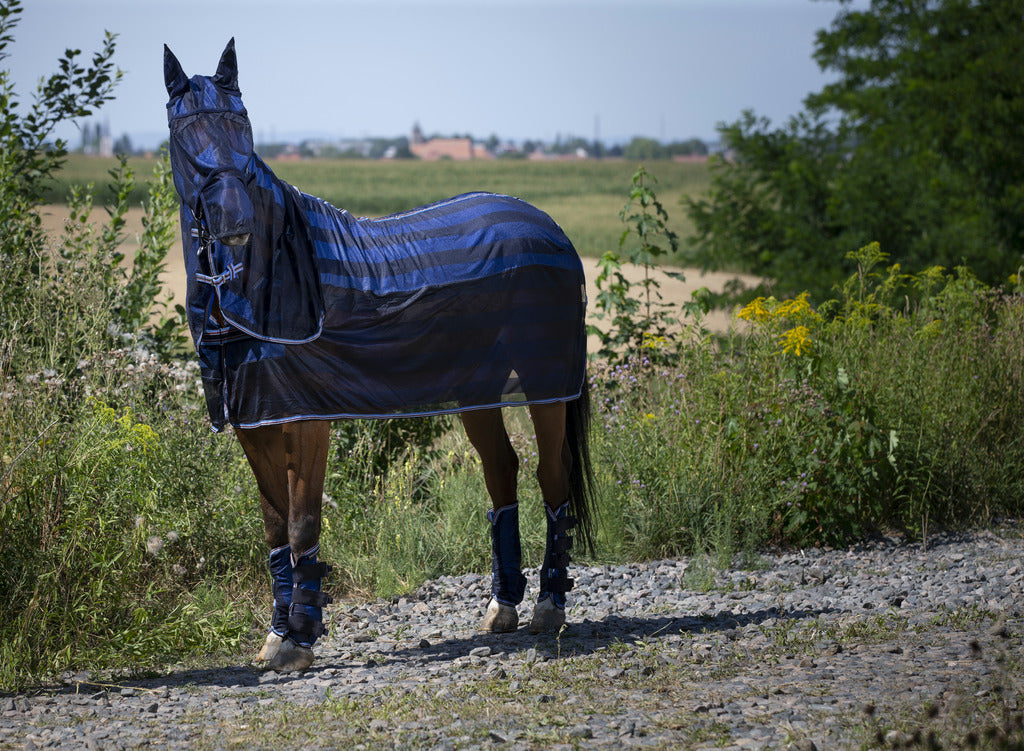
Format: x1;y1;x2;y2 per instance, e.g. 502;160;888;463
586;244;1024;558
1;158;267;688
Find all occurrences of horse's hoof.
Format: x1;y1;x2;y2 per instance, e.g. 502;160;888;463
528;597;566;634
265;639;314;672
479;598;519;633
255;632;283;662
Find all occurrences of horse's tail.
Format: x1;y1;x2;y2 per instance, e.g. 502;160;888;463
566;376;597;556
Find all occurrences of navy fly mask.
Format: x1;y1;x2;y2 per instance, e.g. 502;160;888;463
165;40;587;431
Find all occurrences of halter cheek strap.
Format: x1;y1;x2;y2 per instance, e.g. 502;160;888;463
189;209;245;287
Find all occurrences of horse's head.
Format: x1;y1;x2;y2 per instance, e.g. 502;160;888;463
164;39;254;247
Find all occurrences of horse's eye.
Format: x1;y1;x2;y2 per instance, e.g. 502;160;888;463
221;233;251;246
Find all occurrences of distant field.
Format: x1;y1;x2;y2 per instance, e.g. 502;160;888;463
45;155;711;260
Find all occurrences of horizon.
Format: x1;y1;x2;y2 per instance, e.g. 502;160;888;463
11;0;861;151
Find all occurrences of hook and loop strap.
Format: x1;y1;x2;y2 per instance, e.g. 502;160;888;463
195;262;244;287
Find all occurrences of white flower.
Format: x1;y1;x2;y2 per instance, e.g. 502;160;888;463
146;536;164;556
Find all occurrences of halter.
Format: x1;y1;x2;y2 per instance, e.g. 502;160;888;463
188;206;245;288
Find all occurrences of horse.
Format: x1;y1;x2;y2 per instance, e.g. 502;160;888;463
163;39;596;672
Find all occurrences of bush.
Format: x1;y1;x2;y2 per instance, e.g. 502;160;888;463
0;4;263;688
587;243;1024;557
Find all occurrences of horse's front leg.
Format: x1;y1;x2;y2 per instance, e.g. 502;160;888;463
237;419;331;672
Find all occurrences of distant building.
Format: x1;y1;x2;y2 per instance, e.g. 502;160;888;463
98;120;113;158
409;122;492;161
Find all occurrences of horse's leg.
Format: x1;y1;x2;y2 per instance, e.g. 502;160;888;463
235;424;291;663
236;420;331;671
459;408;525;633
527;401;577;634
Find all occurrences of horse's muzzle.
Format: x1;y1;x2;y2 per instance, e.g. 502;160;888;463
199;171;255;245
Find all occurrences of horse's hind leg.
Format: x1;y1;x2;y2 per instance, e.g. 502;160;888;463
459;408;525;633
527;401;576;634
236;420;332;671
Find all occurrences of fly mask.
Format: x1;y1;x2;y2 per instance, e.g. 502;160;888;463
163;38;324;349
164;38;254;247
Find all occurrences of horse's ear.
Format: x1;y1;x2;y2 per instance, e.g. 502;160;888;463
213;38;239;92
164;44;189;98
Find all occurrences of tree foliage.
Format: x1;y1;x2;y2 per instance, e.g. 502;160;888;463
685;0;1024;302
0;0;121;343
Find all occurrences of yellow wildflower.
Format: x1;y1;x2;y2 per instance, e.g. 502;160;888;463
780;326;812;356
641;332;670;350
738;297;771;323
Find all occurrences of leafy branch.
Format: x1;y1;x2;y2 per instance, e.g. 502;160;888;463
590;166;699;364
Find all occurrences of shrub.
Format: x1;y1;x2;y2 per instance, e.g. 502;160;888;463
587;243;1024;557
0;4;263;688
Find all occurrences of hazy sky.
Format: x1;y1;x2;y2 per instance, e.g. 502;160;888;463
9;0;854;149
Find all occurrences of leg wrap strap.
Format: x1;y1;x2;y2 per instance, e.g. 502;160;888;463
268;544;292;637
489;503;526;606
288;545;331;647
293;562;332;583
292;587;332;609
539;501;576;608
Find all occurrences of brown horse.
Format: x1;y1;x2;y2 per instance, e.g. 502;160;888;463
164;39;595;672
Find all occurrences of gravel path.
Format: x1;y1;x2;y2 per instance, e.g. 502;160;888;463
4;528;1023;750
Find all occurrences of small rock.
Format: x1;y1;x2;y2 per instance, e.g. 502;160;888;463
469;646;492;658
885;730;910;746
988;620;1009;638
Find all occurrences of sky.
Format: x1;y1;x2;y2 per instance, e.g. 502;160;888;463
9;0;854;150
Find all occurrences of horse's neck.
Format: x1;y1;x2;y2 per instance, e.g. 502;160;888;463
252;154;351;233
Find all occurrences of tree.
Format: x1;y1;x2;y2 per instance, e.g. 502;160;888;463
623;137;664;161
0;0;121;364
685;0;1024;302
113;132;132;156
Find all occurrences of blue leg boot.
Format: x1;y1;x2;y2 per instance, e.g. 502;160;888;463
256;544;291;662
267;544;332;672
529;501;576;633
480;503;526;633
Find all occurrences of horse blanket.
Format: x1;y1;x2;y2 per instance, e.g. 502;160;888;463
181;170;587;431
165;41;586;431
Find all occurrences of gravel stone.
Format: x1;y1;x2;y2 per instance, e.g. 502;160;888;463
4;528;1024;748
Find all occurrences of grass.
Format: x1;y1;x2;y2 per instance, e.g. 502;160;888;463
44;154;711;260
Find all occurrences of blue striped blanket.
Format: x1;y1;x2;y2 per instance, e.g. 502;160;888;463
183;166;587;430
